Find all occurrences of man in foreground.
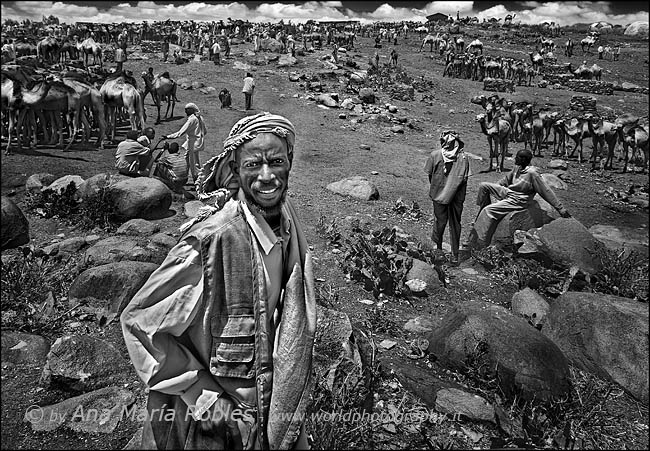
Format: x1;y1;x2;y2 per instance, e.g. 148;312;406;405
468;148;571;249
424;130;472;265
121;112;315;450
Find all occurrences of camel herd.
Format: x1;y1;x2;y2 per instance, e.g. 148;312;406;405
471;94;649;173
3;36;105;67
1;59;178;154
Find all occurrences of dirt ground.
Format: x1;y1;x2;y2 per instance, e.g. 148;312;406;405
1;27;649;449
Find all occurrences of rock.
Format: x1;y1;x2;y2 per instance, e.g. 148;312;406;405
83;236;164;267
435;388;495;422
41;335;130;392
233;61;251;71
149;232;177;250
540;173;567;190
544;292;649;404
85;234;101;245
1;332;50;365
340;98;355;109
379;339;397;350
191;81;204;90
388;105;398;113
108;178;172;220
44;236;88;255
25;173;57;195
117;218;161;236
588;224;649;257
183;200;205;218
391;125;405;133
511;288;550;327
630;197;649;209
404;316;435;333
492;197;559;246
123;426;144;449
44;175;85;195
547;159;568;170
316;93;338;108
326;176;379;201
277;55;297;67
536;218;604;275
338;113;347;119
259;37;282;52
1;196;30;250
77;173;130;202
68;261;159;314
389;83;415;101
24;386;134;433
359;88;376;104
360;144;371;150
406;259;442;292
426;300;571;401
405;279;427;294
314;307;364;392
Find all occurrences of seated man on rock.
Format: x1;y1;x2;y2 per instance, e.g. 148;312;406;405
468;149;571;249
152;141;190;195
115;130;153;177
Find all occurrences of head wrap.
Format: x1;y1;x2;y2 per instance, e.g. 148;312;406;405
184;102;200;113
439;130;464;163
180;112;296;234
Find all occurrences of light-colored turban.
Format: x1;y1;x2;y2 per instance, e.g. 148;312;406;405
180;112;296;234
185;102;200;113
439;130;464;163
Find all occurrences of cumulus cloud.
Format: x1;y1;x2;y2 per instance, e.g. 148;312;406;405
0;0;648;26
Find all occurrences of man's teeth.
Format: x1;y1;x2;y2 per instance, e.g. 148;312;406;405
259;188;277;194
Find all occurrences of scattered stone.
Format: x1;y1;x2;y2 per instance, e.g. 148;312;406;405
68;261;159;314
435;388;495;422
388;105;398;113
544;292;649;404
85;234;101;245
541;173;567;190
427;300;571;401
405;279;427;294
359;88;376;103
406;259;442;292
1;196;30;250
379;339;397;350
25;173;57;195
149;232;177;250
108;178;172;220
1;332;50;365
511;288;550;327
588;224;649;256
44;175;85;195
391;125;405;133
316;93;338;107
41;335;130;392
43;236;88;255
117;218;161;236
183;200;205;218
404;316;435;333
24;386;134;433
83;236;164;267
277;55;298;67
547;159;568;170
326;176;379;201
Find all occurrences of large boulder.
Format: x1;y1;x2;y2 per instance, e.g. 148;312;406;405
41;335;131;392
543;292;649;404
426;300;571;401
1;196;30;250
624;21;649;37
25;173;57;195
1;331;50;365
24;386;134;433
68;261;159;314
492;196;559;246
77;173;130;202
358;88;376;104
326;176;379;201
108;178;172;220
44;175;85;195
588;224;649;257
83;236;165;267
259;38;282;52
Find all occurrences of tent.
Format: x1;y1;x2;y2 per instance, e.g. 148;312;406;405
624;21;649;37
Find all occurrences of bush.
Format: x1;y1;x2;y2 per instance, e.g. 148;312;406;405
1;247;79;335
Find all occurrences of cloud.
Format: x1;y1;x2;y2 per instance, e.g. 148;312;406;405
1;0;648;26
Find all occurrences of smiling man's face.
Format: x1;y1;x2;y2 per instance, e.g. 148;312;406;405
233;133;291;219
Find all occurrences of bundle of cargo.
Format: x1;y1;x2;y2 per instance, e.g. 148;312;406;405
568;95;597;114
543;73;575;84
539;62;572;76
564;80;614;96
103;47;115;63
483;77;515;93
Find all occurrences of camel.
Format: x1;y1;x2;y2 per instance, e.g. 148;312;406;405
484;56;502;78
466;39;483;55
100;72;146;141
574;61;592;79
622;124;649;173
420;34;436;52
563;117;591;163
551;119;567;157
586;115;621;170
528;51;544;74
590;63;603;81
581;36;597;55
58;39;78;63
141;71;177;124
59;76;107;149
80;37;103;67
476;112;511;172
36;36;60;64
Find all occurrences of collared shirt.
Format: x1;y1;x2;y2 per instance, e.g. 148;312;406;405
242;76;255;93
115;139;150;173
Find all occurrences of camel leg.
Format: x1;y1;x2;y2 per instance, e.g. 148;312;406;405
5;111;16;155
63;111;76;152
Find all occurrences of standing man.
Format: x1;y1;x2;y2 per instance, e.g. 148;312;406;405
597;44;604;59
424;131;472;265
468;148;571;249
242;72;255;110
121;112;315;450
211;38;221;65
163;103;207;184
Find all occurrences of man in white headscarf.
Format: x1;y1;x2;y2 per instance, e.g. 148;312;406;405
163;102;207;183
424;130;472;265
122;112;315;450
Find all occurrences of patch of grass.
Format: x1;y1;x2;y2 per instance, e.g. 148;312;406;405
315;214;341;246
591;247;648;301
1;247;80;335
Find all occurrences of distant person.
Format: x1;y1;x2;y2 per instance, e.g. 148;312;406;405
163;103;207;183
211;39;221;64
390;48;398;67
242;72;255;110
597;44;604;59
115;130;153;177
614;45;620;61
332;44;338;64
115;39;127;72
424;131;472;265
161;38;169;62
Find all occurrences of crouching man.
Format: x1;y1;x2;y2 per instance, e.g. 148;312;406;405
115;130;153;176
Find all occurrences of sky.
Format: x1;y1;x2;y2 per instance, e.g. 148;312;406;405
2;1;649;27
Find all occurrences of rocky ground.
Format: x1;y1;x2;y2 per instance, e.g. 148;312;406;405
1;26;649;449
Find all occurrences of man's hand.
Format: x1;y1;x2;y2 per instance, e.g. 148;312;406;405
198;396;242;447
559;209;571;218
